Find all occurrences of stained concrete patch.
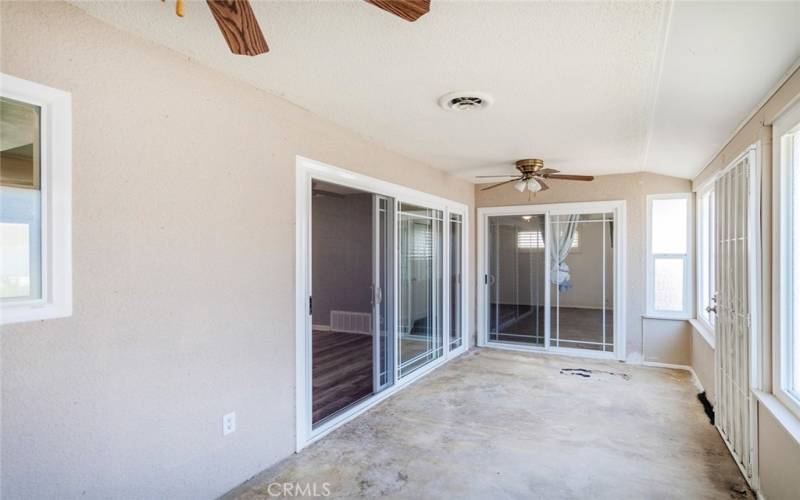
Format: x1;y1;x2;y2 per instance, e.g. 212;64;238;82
223;349;753;499
560;367;632;380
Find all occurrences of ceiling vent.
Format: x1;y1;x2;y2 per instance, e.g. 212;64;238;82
438;91;493;111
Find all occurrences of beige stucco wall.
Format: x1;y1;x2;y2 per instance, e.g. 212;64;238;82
689;67;800;499
642;318;691;365
758;401;800;500
0;2;475;499
689;327;716;405
476;172;692;363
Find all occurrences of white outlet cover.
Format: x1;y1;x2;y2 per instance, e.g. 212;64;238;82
223;412;236;436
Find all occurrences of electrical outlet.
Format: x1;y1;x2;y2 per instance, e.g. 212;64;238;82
223;412;236;436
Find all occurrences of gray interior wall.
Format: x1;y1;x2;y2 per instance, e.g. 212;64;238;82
0;3;475;499
311;193;373;327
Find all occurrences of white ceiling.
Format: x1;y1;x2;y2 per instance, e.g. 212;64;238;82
71;1;800;181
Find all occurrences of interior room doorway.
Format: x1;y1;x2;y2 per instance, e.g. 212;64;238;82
478;201;626;360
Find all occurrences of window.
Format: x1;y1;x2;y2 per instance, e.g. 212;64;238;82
517;228;579;250
774;98;800;416
697;186;715;328
647;193;691;318
517;230;544;249
1;73;71;325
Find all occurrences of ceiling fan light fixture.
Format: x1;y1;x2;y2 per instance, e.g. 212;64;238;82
527;179;542;193
514;179;527;192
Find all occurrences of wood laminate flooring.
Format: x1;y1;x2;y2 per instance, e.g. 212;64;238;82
312;330;373;425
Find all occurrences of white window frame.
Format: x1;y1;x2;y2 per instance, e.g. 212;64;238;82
646;193;693;319
1;73;72;325
696;184;716;332
773;97;800;419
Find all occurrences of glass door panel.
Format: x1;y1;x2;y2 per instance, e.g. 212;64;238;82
549;213;614;352
311;180;384;427
398;203;443;377
487;214;546;346
373;195;394;390
449;213;463;351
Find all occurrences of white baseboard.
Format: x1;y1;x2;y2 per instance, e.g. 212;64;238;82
639;361;703;392
312;324;331;331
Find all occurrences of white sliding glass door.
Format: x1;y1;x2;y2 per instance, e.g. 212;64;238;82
398;203;444;377
550;213;615;353
487;214;546;346
295;156;470;448
373;195;394;392
478;201;625;360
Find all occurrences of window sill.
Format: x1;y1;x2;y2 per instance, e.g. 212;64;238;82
689;318;715;349
642;314;692;321
1;302;72;325
753;390;800;447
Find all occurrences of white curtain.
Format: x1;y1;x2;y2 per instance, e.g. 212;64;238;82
550;215;578;291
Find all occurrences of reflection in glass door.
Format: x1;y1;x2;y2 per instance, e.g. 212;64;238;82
398;203;443;377
487;214;546;346
549;213;614;352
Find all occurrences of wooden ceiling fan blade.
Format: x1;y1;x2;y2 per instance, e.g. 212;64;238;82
363;0;431;22
542;174;595;181
537;179;550;191
537;168;559;175
206;0;269;56
480;178;519;191
475;175;518;178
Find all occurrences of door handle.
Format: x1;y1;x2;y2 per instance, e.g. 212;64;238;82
706;293;718;314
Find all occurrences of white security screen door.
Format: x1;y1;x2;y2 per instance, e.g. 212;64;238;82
713;148;759;483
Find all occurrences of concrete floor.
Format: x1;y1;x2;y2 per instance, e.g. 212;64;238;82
225;348;752;499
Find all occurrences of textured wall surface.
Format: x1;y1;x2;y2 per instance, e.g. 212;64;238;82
476;172;692;361
641;318;691;366
0;2;474;499
689;327;716;404
758;401;800;500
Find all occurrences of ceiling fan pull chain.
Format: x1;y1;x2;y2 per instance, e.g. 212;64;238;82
176;0;184;18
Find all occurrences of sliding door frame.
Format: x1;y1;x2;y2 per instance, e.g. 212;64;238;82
477;200;627;361
294;156;469;451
